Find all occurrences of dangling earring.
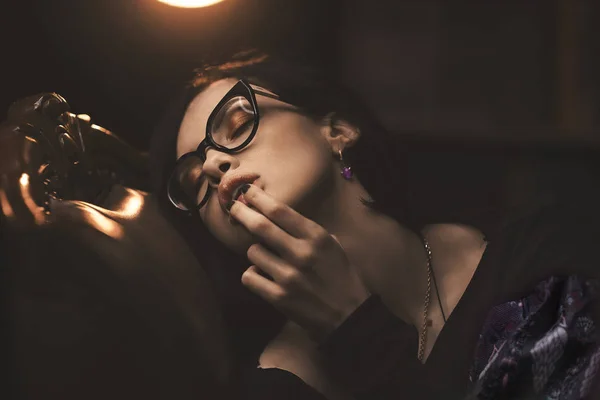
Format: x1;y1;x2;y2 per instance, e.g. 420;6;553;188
339;149;353;180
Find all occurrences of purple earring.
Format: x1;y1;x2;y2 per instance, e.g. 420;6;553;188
339;149;353;180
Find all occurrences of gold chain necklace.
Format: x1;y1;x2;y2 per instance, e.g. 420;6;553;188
417;236;433;362
417;236;447;362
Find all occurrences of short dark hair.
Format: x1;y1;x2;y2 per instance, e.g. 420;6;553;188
156;49;407;215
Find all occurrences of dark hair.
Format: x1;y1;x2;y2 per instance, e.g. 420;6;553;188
150;49;505;367
154;49;406;216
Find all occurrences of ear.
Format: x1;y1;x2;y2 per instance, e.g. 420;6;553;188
320;112;361;155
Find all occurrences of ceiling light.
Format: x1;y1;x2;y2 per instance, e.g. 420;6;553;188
157;0;225;8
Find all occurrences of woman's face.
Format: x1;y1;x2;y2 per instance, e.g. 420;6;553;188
177;78;337;254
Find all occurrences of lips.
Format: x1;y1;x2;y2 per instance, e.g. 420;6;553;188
218;173;260;214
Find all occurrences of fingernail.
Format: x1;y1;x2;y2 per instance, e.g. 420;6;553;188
229;210;240;225
240;184;250;194
227;199;239;212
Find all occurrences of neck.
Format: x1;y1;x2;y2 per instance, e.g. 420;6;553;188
308;172;486;330
307;172;429;327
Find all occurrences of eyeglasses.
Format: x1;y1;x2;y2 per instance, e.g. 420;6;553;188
167;80;280;212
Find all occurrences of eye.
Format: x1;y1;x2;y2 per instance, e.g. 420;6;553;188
230;117;254;139
210;96;256;146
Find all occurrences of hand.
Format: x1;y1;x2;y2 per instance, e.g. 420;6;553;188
229;184;370;341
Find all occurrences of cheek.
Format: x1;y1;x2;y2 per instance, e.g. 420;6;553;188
264;118;330;175
195;116;331;251
262;137;333;208
271;146;328;183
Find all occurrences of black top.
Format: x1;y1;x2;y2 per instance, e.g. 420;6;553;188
242;178;600;399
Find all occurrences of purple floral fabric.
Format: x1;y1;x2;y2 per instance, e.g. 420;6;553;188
467;276;600;399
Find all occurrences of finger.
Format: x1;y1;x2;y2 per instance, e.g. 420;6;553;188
241;265;286;305
240;184;324;239
247;243;286;280
230;200;299;259
247;243;308;284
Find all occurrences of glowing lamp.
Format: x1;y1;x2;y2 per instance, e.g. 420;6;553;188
157;0;225;8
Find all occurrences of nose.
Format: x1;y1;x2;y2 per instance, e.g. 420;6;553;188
202;148;239;186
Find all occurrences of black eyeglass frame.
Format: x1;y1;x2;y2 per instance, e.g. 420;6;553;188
168;79;280;212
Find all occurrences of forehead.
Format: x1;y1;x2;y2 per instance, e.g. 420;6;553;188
176;78;237;159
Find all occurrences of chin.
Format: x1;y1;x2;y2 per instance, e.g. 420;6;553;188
212;184;317;253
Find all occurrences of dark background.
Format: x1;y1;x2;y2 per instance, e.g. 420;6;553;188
1;0;599;151
1;2;599;398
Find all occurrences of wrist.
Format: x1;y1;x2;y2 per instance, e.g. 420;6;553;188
311;291;371;343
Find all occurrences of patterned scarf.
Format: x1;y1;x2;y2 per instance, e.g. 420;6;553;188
467;276;600;399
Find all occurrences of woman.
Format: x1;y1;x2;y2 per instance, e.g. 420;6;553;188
151;50;600;399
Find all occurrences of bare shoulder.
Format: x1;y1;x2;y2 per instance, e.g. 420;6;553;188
424;223;488;313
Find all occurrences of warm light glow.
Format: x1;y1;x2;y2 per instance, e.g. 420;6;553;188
115;190;144;218
157;0;225;8
0;188;15;219
19;173;30;187
18;173;45;225
76;205;124;240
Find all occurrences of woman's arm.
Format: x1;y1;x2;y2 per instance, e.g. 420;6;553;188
249;300;430;400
